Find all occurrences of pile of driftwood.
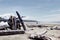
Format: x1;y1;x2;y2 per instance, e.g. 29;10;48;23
29;35;52;40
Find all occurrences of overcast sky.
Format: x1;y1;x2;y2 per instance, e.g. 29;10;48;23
0;0;60;22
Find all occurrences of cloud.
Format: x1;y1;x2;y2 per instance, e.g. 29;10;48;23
22;16;30;19
0;13;33;20
22;16;37;20
0;13;16;19
40;13;60;22
49;9;60;13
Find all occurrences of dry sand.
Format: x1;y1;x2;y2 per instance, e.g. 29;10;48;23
0;27;60;40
